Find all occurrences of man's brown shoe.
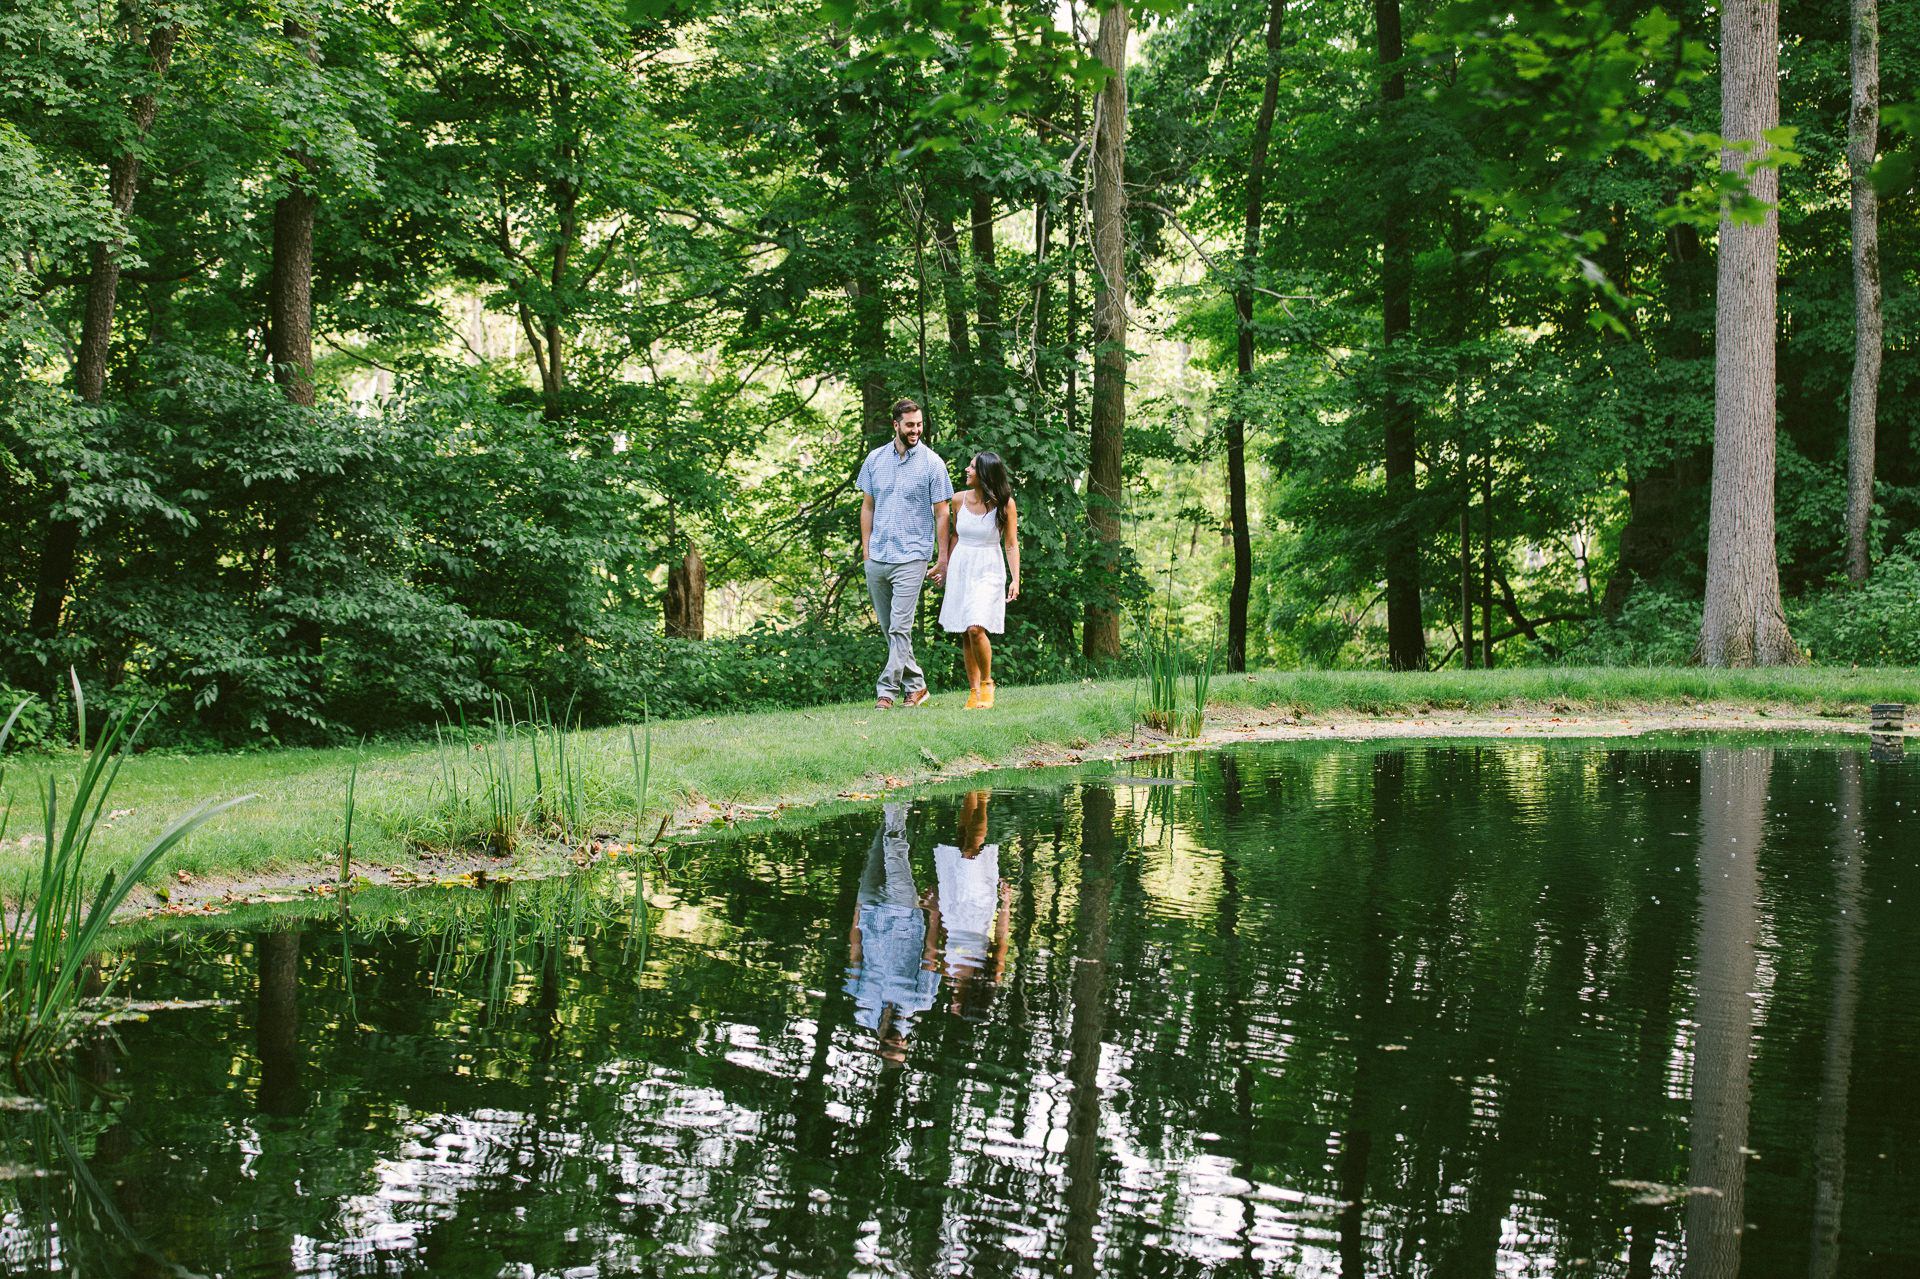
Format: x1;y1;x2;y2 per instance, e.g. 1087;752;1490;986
902;688;930;708
875;697;895;710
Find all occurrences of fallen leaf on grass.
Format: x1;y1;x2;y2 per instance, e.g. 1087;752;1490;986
175;870;194;884
839;791;879;801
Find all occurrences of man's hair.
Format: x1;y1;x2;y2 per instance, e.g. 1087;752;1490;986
891;398;922;423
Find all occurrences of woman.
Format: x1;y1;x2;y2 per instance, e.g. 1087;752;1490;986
939;451;1020;709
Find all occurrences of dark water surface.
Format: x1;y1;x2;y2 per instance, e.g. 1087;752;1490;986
4;740;1917;1277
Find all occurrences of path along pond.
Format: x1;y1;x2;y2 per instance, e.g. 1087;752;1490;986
3;737;1917;1277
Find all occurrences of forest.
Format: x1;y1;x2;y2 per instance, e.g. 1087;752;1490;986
2;0;1916;746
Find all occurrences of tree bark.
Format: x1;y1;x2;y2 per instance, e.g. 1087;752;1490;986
1696;0;1800;666
1481;430;1495;667
1225;0;1286;673
1083;2;1129;663
1065;137;1082;449
1685;747;1769;1279
25;16;180;682
851;181;892;450
664;547;706;640
270;19;323;701
1605;222;1710;614
933;208;974;436
1459;456;1474;668
269;18;319;412
1844;0;1881;583
970;188;1004;394
1375;0;1423;671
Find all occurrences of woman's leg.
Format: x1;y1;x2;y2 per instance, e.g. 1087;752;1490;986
961;629;980;693
969;627;993;706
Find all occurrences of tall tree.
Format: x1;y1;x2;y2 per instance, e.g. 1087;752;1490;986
268;18;319;412
1083;0;1129;663
25;9;180;689
1375;0;1424;671
1844;0;1882;583
1224;0;1287;673
1696;0;1799;666
269;17;323;693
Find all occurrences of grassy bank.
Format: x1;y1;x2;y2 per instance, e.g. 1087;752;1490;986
3;666;1915;892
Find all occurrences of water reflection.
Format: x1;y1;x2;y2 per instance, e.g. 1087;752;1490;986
933;790;1012;1022
0;741;1915;1277
1809;751;1865;1279
1687;749;1768;1278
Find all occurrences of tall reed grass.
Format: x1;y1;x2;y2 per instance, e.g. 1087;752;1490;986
0;680;252;1066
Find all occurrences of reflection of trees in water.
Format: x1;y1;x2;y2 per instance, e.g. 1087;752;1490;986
8;748;1915;1278
1809;750;1865;1279
1686;748;1770;1279
1063;785;1116;1278
1336;750;1401;1277
257;925;303;1117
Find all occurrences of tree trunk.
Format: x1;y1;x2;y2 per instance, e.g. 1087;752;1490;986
1083;1;1129;664
1605;462;1701;612
270;19;323;704
851;182;892;450
1459;456;1474;668
1480;461;1495;667
1605;222;1710;614
269;16;318;414
1696;0;1800;666
1844;0;1881;583
25;17;180;686
1685;747;1769;1279
269;182;318;408
933;209;974;436
1065;152;1081;449
1224;0;1286;674
1375;0;1423;671
970;188;1003;394
664;547;706;640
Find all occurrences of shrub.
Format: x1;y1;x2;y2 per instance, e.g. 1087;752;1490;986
1790;535;1920;666
0;689;52;753
1559;588;1701;666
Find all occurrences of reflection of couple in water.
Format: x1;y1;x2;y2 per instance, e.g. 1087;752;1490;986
844;792;1012;1063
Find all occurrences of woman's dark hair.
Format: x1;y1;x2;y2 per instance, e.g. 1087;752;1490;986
971;452;1013;529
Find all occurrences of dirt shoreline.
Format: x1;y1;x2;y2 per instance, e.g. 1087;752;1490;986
119;702;1898;925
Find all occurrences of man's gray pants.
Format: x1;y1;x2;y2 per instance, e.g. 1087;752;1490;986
865;558;929;701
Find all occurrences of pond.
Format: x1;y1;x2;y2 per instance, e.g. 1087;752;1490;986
2;738;1916;1277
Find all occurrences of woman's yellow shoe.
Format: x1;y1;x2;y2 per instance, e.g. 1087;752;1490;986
978;680;995;709
964;687;982;710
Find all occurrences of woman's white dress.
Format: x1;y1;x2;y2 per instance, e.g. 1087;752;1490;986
940;502;1007;633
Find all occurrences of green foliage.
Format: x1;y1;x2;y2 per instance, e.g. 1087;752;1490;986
1791;537;1920;667
1559;588;1700;667
4;0;1918;743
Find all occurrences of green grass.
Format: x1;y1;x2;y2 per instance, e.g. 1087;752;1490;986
2;666;1914;894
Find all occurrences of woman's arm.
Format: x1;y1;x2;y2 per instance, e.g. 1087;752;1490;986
1004;498;1021;601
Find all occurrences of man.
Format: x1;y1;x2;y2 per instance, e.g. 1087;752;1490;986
845;802;942;1064
858;398;953;709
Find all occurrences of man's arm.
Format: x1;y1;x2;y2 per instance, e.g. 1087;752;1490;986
860;493;874;561
930;499;951;582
